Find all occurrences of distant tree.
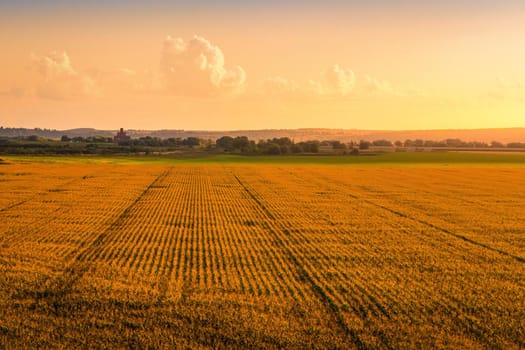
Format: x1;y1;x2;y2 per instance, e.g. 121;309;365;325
372;139;393;147
216;136;235;151
27;135;41;142
298;140;320;153
280;144;289;154
394;140;403;147
61;135;71;142
117;139;132;146
359;140;370;150
266;143;281;155
136;136;161;146
445;138;464;147
183;137;201;147
291;144;303;153
414;139;425;147
491;141;505;148
508;142;525;148
471;141;489;148
268;137;293;147
233;136;250;150
331;140;347;150
87;135;111;143
431;141;445;147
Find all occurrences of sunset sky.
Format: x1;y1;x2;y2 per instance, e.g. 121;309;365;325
1;1;524;130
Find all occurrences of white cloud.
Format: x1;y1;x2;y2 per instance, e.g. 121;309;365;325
363;75;395;95
261;76;300;97
259;65;422;101
259;65;357;99
321;64;355;96
160;35;246;97
31;51;96;100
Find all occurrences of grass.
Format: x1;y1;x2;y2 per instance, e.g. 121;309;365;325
3;151;525;166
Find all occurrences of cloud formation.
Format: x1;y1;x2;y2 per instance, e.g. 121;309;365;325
261;76;300;97
31;51;96;100
259;65;357;99
25;46;409;103
259;65;414;100
160;35;246;97
363;75;394;95
321;64;356;96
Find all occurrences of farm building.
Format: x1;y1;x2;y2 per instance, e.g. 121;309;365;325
114;128;130;143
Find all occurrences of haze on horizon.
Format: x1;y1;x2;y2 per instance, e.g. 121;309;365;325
1;0;524;131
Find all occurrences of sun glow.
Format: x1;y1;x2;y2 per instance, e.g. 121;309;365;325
1;1;524;130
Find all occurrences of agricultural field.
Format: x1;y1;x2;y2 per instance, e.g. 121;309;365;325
0;155;524;349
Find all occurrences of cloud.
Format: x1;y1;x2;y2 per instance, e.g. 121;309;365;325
31;51;96;100
259;65;357;99
27;37;245;100
321;64;355;96
160;35;246;97
306;64;356;97
363;75;395;95
361;75;424;98
259;65;422;101
261;76;300;97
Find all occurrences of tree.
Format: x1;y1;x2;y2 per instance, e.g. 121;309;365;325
27;135;42;142
445;138;464;147
331;140;347;150
266;143;281;155
359;140;370;150
216;136;235;151
61;135;71;142
280;144;289;154
372;139;393;147
291;144;303;153
183;137;201;147
414;139;424;147
298;140;319;153
233;136;250;150
508;142;525;148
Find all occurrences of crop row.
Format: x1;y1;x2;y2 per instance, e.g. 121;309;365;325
0;163;523;348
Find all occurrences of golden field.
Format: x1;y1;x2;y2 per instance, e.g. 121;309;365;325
0;160;524;349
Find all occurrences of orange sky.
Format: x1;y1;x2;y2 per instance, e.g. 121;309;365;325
1;4;524;130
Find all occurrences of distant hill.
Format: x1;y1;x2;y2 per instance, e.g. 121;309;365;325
1;126;524;143
0;128;114;139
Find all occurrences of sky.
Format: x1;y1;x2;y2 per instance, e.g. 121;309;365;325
1;0;524;130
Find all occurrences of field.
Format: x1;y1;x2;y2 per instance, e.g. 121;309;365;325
1;154;524;349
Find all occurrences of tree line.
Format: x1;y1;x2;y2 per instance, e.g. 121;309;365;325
357;138;525;149
1;134;524;155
